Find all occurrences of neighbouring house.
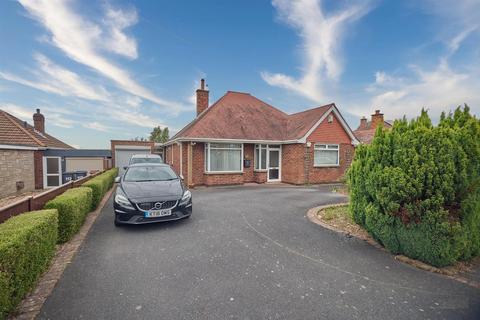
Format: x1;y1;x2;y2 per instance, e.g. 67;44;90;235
353;110;393;144
0;108;73;196
0;108;113;197
163;79;359;187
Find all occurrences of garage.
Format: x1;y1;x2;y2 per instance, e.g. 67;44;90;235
111;140;154;174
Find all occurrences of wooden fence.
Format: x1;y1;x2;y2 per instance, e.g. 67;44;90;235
0;171;103;223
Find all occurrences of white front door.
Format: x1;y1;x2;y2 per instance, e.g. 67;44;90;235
267;145;281;182
43;156;62;188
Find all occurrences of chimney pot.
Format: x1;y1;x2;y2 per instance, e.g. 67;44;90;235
200;79;205;90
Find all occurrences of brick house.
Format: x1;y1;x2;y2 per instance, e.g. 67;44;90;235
164;79;359;187
0;108;73;196
353;110;393;144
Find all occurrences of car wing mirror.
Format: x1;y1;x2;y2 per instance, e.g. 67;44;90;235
179;174;184;180
123;166;128;170
114;177;120;183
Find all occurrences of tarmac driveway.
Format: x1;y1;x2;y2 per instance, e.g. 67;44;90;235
39;185;480;319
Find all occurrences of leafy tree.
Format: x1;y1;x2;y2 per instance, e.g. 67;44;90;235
347;105;480;267
149;126;169;143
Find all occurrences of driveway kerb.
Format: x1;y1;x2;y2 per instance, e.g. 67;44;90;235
307;203;480;289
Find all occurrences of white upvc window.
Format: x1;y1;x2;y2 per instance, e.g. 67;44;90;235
314;144;339;166
254;144;267;170
205;143;243;173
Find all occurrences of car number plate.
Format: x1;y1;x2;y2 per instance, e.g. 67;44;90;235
145;209;172;218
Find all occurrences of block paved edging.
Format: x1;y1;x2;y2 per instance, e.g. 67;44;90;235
10;186;116;320
306;203;480;289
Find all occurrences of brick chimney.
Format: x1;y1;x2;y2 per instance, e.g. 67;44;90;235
371;110;384;129
33;108;45;133
196;79;209;116
359;116;367;130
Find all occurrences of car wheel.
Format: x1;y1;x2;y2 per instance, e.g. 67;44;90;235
114;218;121;227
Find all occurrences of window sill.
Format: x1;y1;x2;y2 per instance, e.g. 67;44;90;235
254;169;268;172
313;164;340;168
204;171;244;175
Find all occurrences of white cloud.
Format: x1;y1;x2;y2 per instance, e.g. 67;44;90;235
1;102;77;128
0;54;110;101
262;0;373;102
83;121;110;132
350;61;480;120
347;0;480;121
18;0;184;111
102;5;138;59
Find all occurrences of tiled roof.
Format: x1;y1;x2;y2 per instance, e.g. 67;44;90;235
353;129;377;144
171;91;334;142
0;109;73;149
355;120;393;131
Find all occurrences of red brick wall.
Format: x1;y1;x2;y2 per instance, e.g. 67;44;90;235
192;142;205;186
306;112;351;144
281;144;305;184
204;173;244;185
34;150;44;189
281;112;354;184
304;111;354;183
110;140;154;167
307;143;354;183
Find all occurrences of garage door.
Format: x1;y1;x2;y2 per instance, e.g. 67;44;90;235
115;147;151;174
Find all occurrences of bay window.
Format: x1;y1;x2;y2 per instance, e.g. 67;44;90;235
254;144;267;170
314;144;339;166
205;143;243;172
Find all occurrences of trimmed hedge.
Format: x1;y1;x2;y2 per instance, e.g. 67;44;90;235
82;168;118;210
0;210;58;319
348;106;480;267
44;187;92;243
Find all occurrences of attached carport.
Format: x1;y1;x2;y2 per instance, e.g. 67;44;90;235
111;140;154;174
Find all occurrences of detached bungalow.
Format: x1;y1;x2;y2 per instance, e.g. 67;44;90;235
164;80;359;187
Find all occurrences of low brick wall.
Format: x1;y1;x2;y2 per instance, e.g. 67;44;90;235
0;171;103;223
0;149;35;198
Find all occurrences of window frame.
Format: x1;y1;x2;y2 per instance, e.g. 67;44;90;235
254;144;268;171
204;143;244;173
313;143;340;167
43;156;62;188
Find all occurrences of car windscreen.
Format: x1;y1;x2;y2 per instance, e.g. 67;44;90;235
124;166;178;182
130;157;162;164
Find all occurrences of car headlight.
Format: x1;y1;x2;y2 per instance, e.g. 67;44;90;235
179;190;191;206
115;194;134;210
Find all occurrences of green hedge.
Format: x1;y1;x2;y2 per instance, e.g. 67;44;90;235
348;106;480;267
0;210;58;319
44;187;92;243
82;168;118;210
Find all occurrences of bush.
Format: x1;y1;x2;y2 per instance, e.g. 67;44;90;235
82;168;118;210
0;210;58;319
348;106;480;267
44;187;92;243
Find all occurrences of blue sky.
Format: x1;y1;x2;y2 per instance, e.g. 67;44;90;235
0;0;479;148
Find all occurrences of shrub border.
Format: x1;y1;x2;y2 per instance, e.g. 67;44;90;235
10;185;116;320
306;202;480;289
